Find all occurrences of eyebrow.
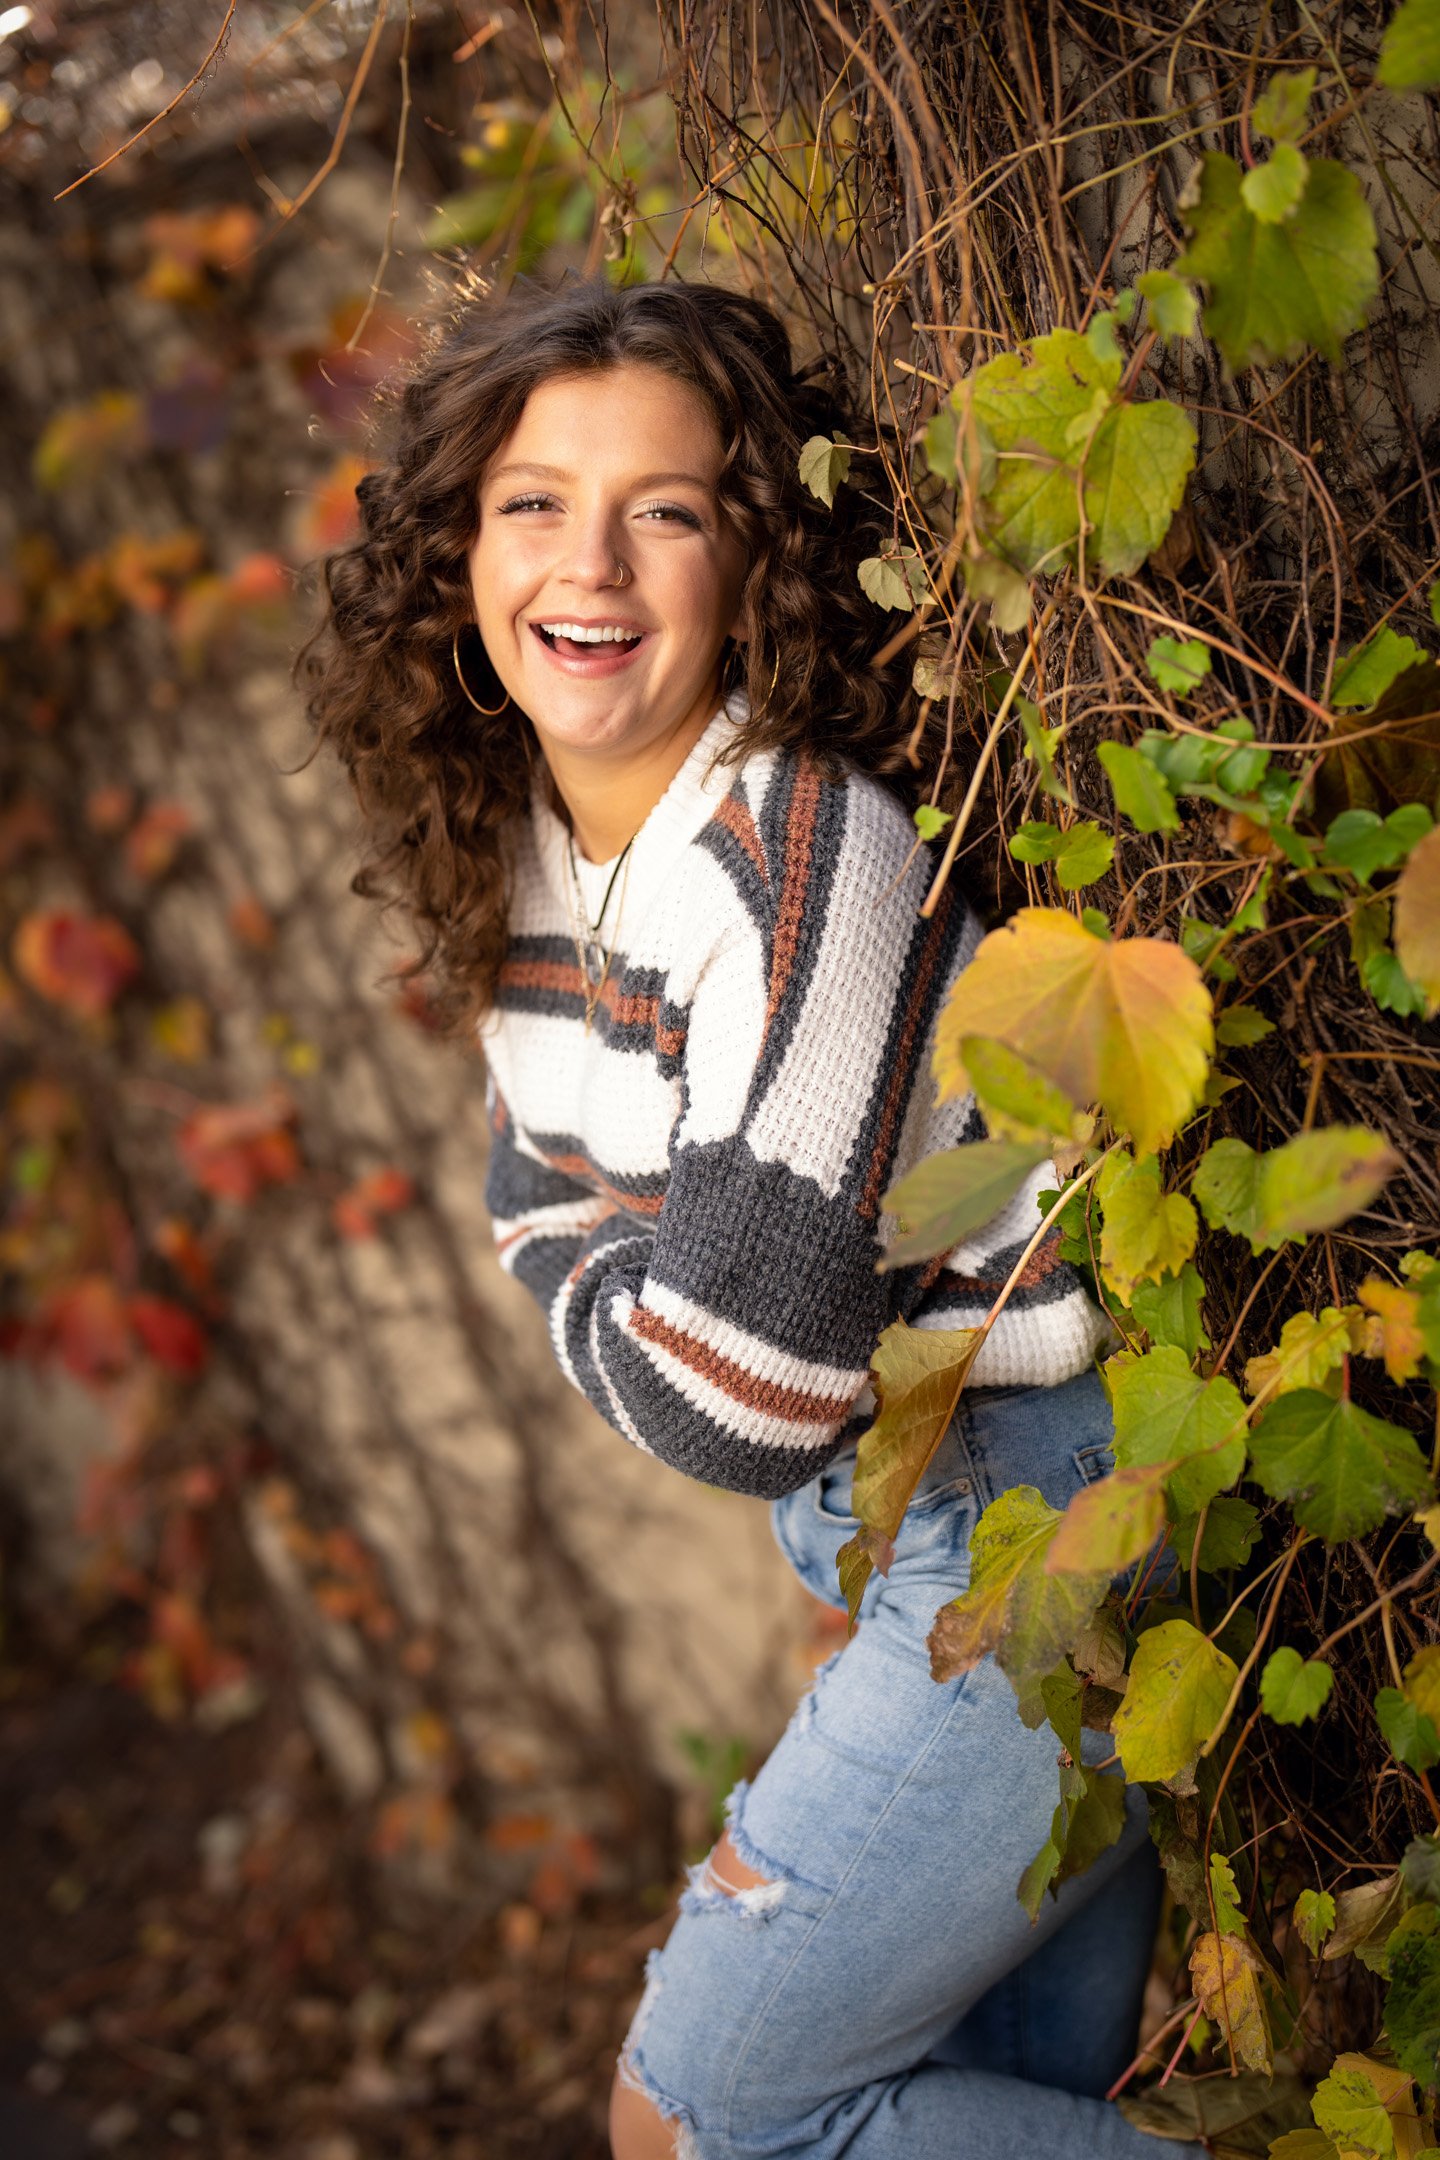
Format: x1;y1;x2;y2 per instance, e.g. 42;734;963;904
487;460;715;491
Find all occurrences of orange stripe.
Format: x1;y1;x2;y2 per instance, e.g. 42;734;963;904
543;1151;665;1219
944;1227;1062;1298
763;759;821;1040
628;1304;854;1425
860;883;957;1223
715;792;769;885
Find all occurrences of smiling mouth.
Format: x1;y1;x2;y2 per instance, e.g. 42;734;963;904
530;624;648;659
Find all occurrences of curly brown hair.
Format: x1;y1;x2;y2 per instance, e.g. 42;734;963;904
294;273;931;1037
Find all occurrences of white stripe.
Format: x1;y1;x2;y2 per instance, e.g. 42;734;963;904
638;1277;868;1402
620;1297;854;1453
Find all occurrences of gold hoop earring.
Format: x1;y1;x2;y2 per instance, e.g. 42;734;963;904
452;626;509;715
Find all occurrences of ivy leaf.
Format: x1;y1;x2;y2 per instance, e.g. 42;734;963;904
1295;1887;1337;1954
1082;397;1198;578
1131;1262;1211;1358
961;1035;1080;1142
1017;1755;1128;1921
1175;152;1380;369
1261;1646;1334;1725
1250;1391;1431;1543
1193;1128;1400;1251
1311;2067;1397;2159
1384;1913;1440;2089
935;907;1213;1157
1378;0;1440;92
797;431;852;507
1332;629;1429;709
1170;1494;1260;1572
1395;826;1440;1013
1252;67;1317;142
1097;740;1183;833
1324;1874;1406;1969
1135;268;1198;340
1113;1618;1239;1782
1359;1275;1432;1385
859;548;929;612
1096;1150;1198;1301
1323;804;1433;883
850;1324;984;1553
1239;141;1310;224
1403;1835;1440;1905
1210;1851;1248;1937
928;1486;1111;1697
881;1142;1050;1268
1111;1345;1248;1515
1046;1462;1170;1575
1009;818;1116;890
962;552;1032;632
913;802;952;841
1189;1930;1273;2072
1146;635;1212;696
1216;1004;1275;1047
1244;1307;1368;1400
1364;949;1430;1018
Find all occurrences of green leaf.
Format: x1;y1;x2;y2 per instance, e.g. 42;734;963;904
928;1485;1111;1698
913;802;953;841
1378;1687;1440;1771
881;1141;1050;1268
797;431;852;507
1169;1493;1259;1572
1269;2133;1342;2160
1385;1915;1440;2090
1332;629;1429;710
1378;0;1440;92
1111;1345;1248;1514
1261;1646;1334;1725
1396;826;1440;1013
1082;396;1198;579
1250;1391;1431;1543
1112;1618;1239;1781
1018;1754;1128;1920
1295;1888;1337;1953
962;551;1032;632
1146;635;1213;696
1311;2067;1397;2159
1252;67;1317;142
1008;818;1116;889
1047;1461;1170;1575
1175;152;1380;369
1364;949;1430;1019
1324;804;1434;883
1240;142;1310;224
1131;1263;1211;1358
1210;1851;1247;1936
1017;695;1069;800
1404;1836;1440;1905
859;548;929;612
961;1035;1079;1141
1325;1873;1407;1968
1135;269;1198;340
1097;740;1182;833
1193;1128;1400;1251
1096;1150;1198;1301
1216;1004;1276;1047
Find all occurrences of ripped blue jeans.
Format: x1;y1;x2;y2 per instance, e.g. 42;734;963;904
616;1368;1202;2158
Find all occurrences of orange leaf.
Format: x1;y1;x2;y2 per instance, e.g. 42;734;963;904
152;1218;217;1299
291;452;369;556
12;908;141;1017
176;1087;300;1201
227;893;276;951
86;784;135;833
36;1275;134;1383
1359;1278;1427;1385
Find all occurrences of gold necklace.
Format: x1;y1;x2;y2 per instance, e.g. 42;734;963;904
563;831;636;1033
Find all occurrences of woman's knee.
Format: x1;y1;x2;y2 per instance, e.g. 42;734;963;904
609;2067;685;2160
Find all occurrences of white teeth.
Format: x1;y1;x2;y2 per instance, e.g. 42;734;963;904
538;622;640;644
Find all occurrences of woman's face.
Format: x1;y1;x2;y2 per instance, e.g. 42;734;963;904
467;362;749;770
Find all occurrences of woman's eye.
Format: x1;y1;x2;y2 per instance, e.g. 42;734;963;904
494;494;702;528
498;493;556;514
637;500;702;527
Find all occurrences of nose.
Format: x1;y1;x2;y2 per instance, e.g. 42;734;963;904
556;499;626;590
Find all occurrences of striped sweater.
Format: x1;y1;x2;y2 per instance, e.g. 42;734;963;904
479;693;1112;1500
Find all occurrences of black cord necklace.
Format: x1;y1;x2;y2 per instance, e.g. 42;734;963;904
567;830;635;940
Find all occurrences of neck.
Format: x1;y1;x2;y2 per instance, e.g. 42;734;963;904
541;681;722;863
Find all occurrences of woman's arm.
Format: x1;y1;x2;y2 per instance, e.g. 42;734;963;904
484;1076;617;1310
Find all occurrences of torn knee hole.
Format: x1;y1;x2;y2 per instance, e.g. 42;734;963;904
681;1823;787;1920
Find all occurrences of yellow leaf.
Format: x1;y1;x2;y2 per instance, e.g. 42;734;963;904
1404;1646;1440;1729
934;908;1212;1157
1188;1930;1273;2073
1096;1150;1197;1300
1359;1278;1427;1385
1331;2052;1427;2160
852;1323;983;1540
1244;1307;1367;1400
1394;825;1440;1014
150;995;211;1065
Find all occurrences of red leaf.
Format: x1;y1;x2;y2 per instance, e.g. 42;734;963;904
127;1293;209;1376
227;893;276;951
12;909;141;1016
35;1275;134;1383
332;1166;415;1239
124;800;193;882
176;1087;300;1201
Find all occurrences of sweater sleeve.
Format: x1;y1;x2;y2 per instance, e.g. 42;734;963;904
484;1073;616;1311
508;771;978;1499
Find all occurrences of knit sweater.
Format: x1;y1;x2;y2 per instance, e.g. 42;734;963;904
478;692;1113;1500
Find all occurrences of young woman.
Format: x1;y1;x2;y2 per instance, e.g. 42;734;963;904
301;277;1201;2160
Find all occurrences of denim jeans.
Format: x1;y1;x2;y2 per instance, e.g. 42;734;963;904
617;1368;1202;2158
